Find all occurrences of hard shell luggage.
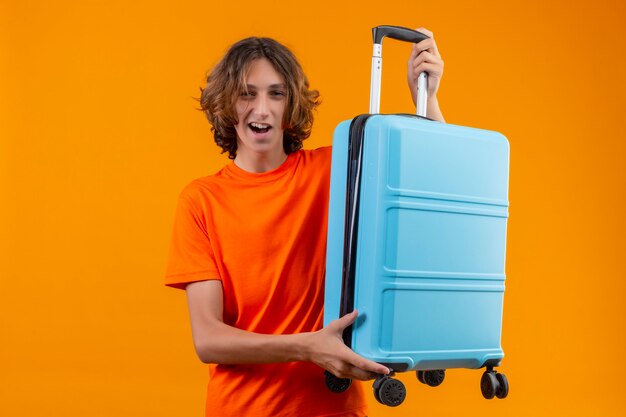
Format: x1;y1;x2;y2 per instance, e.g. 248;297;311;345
323;26;510;407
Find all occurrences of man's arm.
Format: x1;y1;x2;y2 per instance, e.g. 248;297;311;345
185;280;390;381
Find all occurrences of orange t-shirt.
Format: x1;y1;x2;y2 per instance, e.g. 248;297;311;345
165;147;367;417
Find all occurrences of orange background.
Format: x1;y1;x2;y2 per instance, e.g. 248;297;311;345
1;0;625;416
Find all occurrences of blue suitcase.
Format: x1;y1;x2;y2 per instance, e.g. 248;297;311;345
323;26;510;406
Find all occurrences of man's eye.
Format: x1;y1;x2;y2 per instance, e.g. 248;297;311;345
271;91;286;97
240;91;254;97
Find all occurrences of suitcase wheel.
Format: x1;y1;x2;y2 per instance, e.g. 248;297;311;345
417;370;426;384
324;370;352;393
481;371;498;399
417;369;445;387
481;370;509;400
373;375;406;407
495;373;509;399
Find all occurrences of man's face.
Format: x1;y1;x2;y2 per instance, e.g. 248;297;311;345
234;58;287;160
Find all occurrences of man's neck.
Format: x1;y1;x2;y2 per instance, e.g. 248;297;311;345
234;150;288;173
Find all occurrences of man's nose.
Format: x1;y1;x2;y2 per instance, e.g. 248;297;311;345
254;93;270;117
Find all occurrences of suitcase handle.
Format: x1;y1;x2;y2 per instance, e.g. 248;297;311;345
373;25;429;45
370;25;430;117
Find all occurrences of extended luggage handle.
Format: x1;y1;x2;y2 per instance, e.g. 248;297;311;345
370;25;429;117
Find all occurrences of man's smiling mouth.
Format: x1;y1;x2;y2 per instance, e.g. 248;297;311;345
249;122;271;134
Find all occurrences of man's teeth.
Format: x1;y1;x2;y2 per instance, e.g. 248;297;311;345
249;122;271;134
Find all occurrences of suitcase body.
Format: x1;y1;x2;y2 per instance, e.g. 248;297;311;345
324;115;509;372
322;26;510;405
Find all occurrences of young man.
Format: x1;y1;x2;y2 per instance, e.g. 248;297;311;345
166;30;444;417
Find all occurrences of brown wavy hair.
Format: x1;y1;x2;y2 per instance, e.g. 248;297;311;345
200;37;320;159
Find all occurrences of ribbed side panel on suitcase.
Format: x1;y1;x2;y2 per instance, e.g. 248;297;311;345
324;115;509;372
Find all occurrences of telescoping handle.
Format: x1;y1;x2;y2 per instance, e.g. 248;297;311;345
369;25;430;116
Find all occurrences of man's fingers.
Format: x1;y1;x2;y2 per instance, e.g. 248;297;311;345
333;310;358;331
410;43;421;60
412;55;444;74
412;51;437;68
347;350;390;375
330;363;384;381
413;62;442;80
415;27;434;38
414;39;440;57
360;359;390;376
347;366;379;381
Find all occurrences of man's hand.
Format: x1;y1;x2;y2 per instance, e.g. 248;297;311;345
407;27;445;122
304;310;390;381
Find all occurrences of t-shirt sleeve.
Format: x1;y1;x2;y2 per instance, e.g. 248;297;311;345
165;186;221;290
